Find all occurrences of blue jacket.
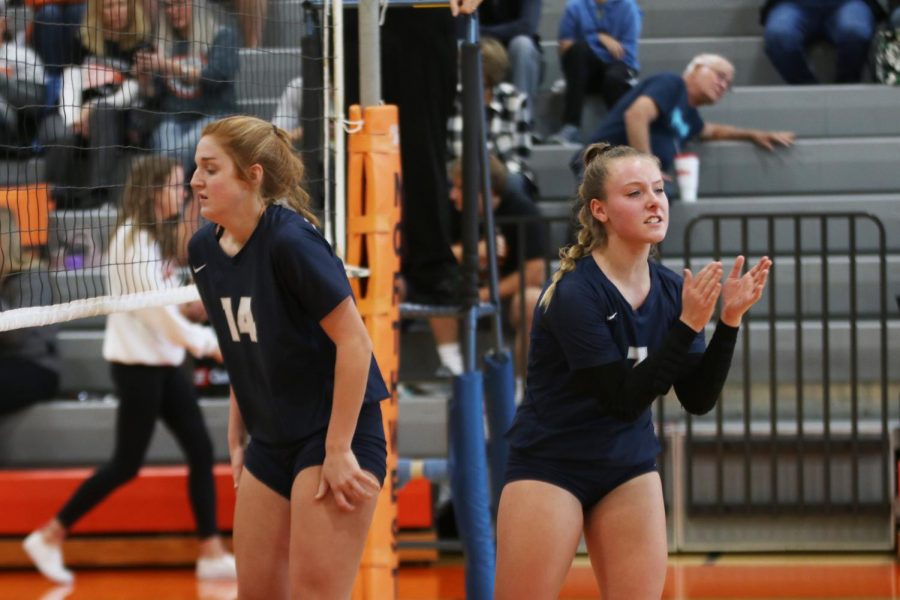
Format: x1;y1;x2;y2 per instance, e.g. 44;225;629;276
558;0;642;71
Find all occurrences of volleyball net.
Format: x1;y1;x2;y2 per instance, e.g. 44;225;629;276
0;0;342;331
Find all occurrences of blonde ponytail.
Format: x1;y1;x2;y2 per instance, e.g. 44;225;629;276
202;116;320;227
540;142;659;310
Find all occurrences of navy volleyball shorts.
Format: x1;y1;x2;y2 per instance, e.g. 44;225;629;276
504;447;657;510
244;401;387;499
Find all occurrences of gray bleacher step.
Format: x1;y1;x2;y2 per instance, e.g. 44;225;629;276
540;37;841;90
0;393;448;467
533;85;900;141
701;85;900;138
538;0;765;41
237;48;303;104
530;138;900;199
263;0;306;48
238;97;278;121
0;399;232;467
58;330;109;394
0;157;45;187
662;194;900;254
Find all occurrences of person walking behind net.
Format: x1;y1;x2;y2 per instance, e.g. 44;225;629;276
23;155;234;585
494;143;771;600
187;116;389;600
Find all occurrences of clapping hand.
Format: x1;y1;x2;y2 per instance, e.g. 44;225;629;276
681;261;723;332
720;255;772;326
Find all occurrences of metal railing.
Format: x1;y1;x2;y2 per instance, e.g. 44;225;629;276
681;212;891;515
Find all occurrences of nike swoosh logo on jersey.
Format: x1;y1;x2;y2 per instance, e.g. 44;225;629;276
607;312;617;321
192;264;207;273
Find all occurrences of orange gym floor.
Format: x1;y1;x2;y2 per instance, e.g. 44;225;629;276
1;554;899;600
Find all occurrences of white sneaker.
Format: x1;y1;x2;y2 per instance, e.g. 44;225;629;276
196;553;237;580
23;531;74;585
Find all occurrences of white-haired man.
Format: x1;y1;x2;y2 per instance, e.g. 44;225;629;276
573;54;795;188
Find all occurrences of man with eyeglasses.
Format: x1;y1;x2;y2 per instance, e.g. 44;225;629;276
572;53;795;193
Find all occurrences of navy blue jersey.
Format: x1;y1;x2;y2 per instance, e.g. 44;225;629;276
585;73;705;172
507;257;705;464
188;205;389;445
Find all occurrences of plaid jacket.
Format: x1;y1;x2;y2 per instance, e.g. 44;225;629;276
447;82;535;187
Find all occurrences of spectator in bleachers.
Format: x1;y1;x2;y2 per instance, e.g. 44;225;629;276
0;0;48;157
345;0;483;307
41;0;151;206
575;54;795;196
549;0;641;146
23;154;234;586
0;207;60;415
893;1;900;27
431;155;546;377
26;0;84;87
271;75;303;147
762;0;885;84
137;0;238;177
447;37;537;201
477;0;542;109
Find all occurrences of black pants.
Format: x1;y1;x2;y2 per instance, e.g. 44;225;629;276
561;40;635;125
57;363;218;538
345;8;460;302
0;358;59;416
39;107;132;207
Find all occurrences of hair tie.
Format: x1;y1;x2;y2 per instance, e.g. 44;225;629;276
273;124;278;136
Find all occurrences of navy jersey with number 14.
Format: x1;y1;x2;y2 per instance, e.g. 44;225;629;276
188;205;389;446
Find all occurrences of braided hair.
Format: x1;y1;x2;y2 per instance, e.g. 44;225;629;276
539;142;660;310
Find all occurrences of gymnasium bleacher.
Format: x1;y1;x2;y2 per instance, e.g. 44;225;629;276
2;0;900;565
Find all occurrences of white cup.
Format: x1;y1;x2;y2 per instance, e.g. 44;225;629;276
674;152;700;202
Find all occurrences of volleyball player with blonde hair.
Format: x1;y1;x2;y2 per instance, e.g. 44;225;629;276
187;115;388;599
495;143;771;599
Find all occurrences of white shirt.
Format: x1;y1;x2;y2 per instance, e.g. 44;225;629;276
102;222;218;365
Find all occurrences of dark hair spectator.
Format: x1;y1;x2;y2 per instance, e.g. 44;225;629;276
136;0;238;178
761;0;886;84
575;54;795;198
0;208;60;416
477;0;542;108
448;37;537;201
549;0;641;146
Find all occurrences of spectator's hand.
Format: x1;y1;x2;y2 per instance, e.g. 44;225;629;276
209;346;224;364
289;126;303;143
181;300;208;322
680;261;723;332
720;255;771;327
449;0;482;16
315;448;380;511
74;104;92;137
496;233;507;264
598;32;625;60
750;130;795;151
479;286;490;302
136;50;166;76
